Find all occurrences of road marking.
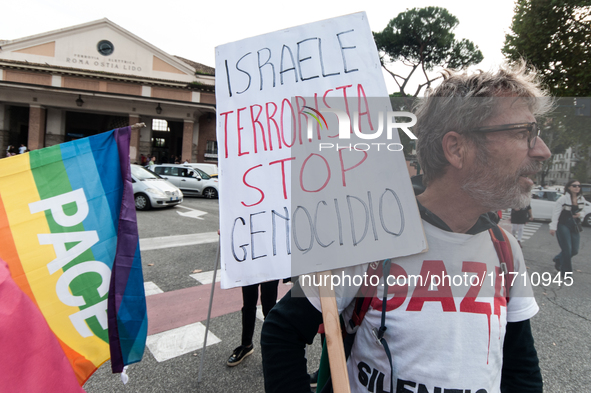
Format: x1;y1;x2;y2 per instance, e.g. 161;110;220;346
500;219;544;244
175;205;209;219
140;232;218;251
144;281;164;296
256;305;264;321
190;269;222;285
176;209;208;219
143;277;291;362
521;223;543;240
146;322;221;362
146;280;291;335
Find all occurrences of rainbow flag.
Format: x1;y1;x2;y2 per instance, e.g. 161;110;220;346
0;127;147;385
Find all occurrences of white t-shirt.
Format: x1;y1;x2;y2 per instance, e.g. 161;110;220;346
302;221;538;393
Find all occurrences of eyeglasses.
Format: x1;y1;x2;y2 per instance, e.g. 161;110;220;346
571;184;581;188
469;122;540;149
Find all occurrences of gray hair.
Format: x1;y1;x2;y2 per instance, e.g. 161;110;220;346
414;61;554;185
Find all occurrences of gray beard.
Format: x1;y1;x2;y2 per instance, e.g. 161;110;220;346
461;152;540;211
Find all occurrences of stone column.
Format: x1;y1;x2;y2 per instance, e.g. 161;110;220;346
0;104;9;155
139;120;152;159
182;120;194;162
196;113;217;163
28;105;46;150
129;114;141;163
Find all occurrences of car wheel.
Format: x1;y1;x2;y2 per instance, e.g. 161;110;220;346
135;193;151;210
584;214;591;227
203;187;218;199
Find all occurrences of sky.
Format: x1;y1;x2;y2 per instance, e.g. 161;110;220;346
2;0;518;94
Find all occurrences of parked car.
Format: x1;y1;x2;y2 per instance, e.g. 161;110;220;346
530;189;562;221
183;163;218;178
130;164;183;211
580;183;591;201
530;189;591;226
152;164;219;198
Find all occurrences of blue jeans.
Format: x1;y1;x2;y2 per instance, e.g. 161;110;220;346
554;223;580;274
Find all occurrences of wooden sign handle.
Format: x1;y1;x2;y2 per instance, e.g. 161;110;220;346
317;271;351;393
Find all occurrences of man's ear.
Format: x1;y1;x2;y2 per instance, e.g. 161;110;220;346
442;131;467;170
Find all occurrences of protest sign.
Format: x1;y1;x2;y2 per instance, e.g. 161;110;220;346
216;12;427;288
0;128;147;384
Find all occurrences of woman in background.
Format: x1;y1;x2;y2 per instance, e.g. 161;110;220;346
550;179;587;276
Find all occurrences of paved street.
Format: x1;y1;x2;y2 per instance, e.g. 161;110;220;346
84;199;591;393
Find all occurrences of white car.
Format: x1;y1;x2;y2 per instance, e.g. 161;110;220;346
152;164;219;199
130;164;183;210
530;189;591;226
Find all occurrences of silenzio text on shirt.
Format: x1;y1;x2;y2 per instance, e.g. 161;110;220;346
301;270;573;291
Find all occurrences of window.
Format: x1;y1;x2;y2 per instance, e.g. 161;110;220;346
154;167;172;176
152;138;166;147
205;140;218;159
152;119;170;132
206;141;217;155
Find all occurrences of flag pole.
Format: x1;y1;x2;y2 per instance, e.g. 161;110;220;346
198;241;221;383
317;271;351;393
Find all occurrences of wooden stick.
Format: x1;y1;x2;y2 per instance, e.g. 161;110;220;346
317;271;351;393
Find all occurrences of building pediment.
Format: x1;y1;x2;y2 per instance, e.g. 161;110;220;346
0;18;213;85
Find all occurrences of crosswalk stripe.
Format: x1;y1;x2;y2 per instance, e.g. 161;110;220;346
190;269;222;285
140;232;218;251
144;281;164;296
146;322;221;362
501;217;545;244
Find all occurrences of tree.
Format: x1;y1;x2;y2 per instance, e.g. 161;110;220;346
537;117;568;185
373;7;483;97
503;0;591;97
504;1;591;180
572;159;589;183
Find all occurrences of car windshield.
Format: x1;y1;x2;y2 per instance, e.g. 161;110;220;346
131;165;162;180
531;190;561;202
192;167;211;180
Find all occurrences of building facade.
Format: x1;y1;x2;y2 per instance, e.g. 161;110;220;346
545;147;584;186
0;18;216;164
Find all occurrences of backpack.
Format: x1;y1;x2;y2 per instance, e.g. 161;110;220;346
316;224;514;392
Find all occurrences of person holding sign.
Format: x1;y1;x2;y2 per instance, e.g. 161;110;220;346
226;280;279;367
261;63;550;393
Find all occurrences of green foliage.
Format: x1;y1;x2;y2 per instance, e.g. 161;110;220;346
503;0;591;97
572;159;589;182
504;1;591;163
374;7;483;97
388;96;418;155
537;99;591;184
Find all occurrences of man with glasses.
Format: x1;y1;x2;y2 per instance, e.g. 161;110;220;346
262;63;551;393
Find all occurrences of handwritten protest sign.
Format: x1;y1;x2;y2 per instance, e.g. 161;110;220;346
215;12;427;288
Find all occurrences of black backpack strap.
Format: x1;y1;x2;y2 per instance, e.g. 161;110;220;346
371;259;394;393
